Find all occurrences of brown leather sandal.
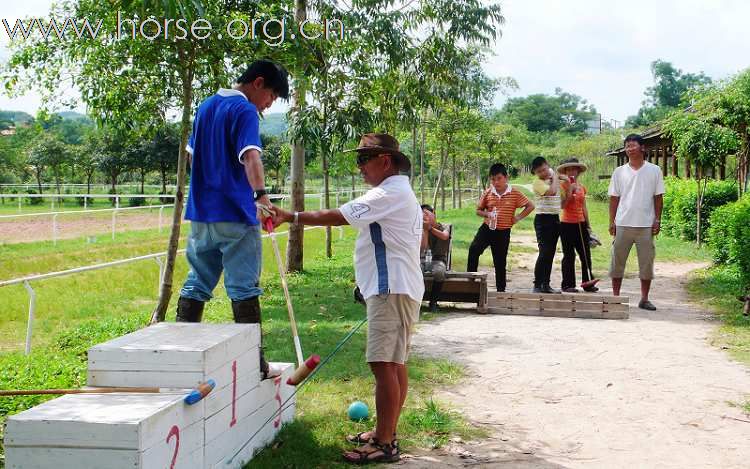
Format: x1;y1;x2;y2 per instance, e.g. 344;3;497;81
342;438;400;464
345;431;398;447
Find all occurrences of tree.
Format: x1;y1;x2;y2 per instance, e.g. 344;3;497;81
663;111;739;245
626;59;712;128
26;132;69;196
96;131;130;201
500;88;597;134
75;130;102;194
260;133;286;192
143;124;180;195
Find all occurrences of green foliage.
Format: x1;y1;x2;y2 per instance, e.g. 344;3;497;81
587;179;610;201
663;111;739;170
626;59;712;128
499;87;597;134
0;314;147;418
707;194;750;281
662;177;738;241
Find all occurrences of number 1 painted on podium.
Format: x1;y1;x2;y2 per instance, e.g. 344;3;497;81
230;360;237;427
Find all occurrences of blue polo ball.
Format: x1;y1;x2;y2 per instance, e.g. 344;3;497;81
347;401;369;421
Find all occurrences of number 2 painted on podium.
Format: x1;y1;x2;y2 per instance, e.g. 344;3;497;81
166;425;180;469
230;360;237;427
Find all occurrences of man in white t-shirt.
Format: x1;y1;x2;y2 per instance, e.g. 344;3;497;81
272;133;422;464
608;133;665;310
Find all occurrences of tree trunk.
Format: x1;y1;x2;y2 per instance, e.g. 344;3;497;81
141;169;146;194
431;144;446;209
286;2;307;273
411;125;416;186
420;115;426;202
458;165;462;209
322;147;332;258
696;178;707;246
35;168;42;194
86;172;93;195
151;47;196;323
451;153;456;209
161;168;167;194
111;174;117;205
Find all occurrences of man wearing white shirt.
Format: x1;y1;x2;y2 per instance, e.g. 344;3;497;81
272;133;422;464
608;134;665;310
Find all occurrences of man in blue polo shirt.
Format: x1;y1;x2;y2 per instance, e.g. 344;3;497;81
176;60;289;379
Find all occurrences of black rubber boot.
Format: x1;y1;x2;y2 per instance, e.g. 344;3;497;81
175;297;205;322
231;297;270;379
429;281;443;312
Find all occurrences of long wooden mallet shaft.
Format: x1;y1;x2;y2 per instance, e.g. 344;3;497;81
264;218;304;367
0;387;161;396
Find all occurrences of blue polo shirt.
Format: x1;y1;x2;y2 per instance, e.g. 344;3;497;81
185;88;262;225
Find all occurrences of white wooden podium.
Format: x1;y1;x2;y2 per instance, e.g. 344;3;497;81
4;323;295;469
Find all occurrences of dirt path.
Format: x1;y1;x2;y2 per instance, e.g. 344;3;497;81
0;210;171;244
402;238;750;468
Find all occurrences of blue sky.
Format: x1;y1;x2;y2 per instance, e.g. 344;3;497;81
2;0;749;123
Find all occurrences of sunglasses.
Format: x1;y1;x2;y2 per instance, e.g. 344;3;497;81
356;153;388;166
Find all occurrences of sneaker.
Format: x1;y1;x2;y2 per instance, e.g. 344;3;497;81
583;285;600;293
532;285;542;293
638;300;657;311
540;284;561;294
562;287;579;293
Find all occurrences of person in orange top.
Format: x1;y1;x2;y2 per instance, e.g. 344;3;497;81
557;158;598;292
467;163;535;292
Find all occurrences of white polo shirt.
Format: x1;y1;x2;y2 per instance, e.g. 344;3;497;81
608;161;665;227
340;175;424;302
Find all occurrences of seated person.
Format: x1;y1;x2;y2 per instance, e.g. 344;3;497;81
420;204;451;311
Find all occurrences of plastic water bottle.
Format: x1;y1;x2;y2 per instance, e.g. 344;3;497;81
489;208;498;230
425;249;432;266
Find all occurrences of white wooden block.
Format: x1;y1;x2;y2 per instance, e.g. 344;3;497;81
5;392;204;469
205;363;295;468
88;323;260;389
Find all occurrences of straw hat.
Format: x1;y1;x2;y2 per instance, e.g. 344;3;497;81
556;158;587;173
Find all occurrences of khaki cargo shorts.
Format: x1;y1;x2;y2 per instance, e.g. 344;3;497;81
365;294;421;364
609;226;655;280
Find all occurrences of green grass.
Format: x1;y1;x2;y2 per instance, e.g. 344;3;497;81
687;266;750;365
0;223;483;468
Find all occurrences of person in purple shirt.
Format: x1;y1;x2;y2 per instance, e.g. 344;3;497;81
177;60;288;379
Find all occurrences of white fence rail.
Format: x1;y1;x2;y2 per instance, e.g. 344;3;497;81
0;225;329;355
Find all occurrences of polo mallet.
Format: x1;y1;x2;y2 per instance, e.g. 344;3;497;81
570;176;600;290
261;213;304;368
0;380;216;406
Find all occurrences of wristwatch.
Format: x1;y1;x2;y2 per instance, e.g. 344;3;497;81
253;189;267;201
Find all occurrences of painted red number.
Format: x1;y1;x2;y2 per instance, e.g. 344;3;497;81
273;377;282;428
166;425;180;469
230;360;237;427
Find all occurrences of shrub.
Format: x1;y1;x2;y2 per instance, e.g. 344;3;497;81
662;177;737;241
26;189;43;205
586;179;609;201
707;193;750;284
128;196;145;207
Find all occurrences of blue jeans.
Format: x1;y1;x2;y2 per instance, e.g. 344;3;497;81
180;222;263;302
